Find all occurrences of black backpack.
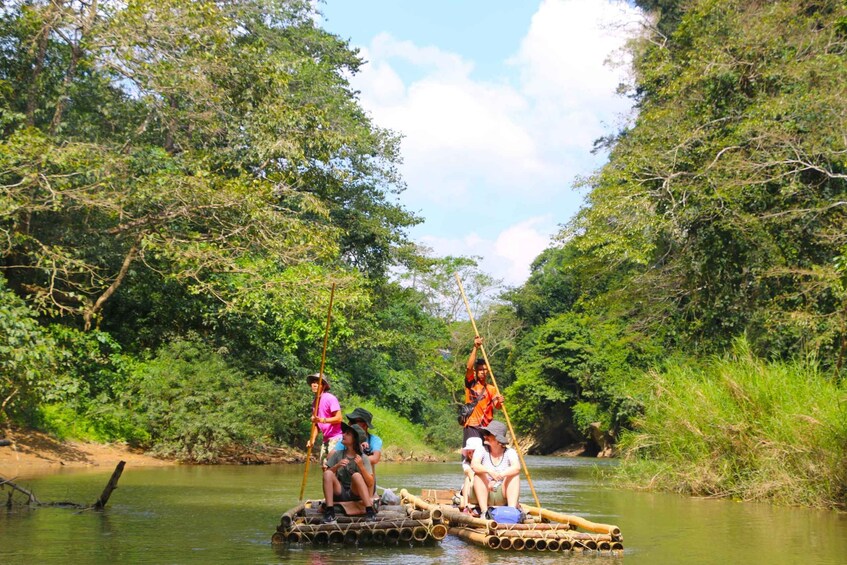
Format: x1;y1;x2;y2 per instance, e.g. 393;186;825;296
457;387;486;425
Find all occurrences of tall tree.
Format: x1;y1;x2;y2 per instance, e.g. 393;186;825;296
0;0;416;331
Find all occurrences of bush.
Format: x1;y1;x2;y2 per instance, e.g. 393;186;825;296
616;339;847;508
0;277;56;424
121;338;301;461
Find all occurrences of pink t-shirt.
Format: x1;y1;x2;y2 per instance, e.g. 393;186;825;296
316;392;342;440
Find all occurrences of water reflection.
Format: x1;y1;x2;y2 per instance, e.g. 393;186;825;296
1;457;845;564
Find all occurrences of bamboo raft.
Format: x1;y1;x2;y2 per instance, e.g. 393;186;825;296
401;488;624;553
271;498;448;546
273;489;623;553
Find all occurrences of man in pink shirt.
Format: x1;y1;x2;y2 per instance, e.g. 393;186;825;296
305;373;343;467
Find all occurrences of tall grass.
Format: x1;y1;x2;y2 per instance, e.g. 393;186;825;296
616;340;847;509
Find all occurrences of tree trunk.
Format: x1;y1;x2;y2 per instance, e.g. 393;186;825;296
50;0;99;135
83;244;138;331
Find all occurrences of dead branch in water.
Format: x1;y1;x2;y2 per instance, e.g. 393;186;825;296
1;460;126;510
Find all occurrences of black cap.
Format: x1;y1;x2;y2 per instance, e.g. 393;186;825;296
345;407;374;428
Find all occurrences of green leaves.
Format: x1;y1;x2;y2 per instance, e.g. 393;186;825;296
0;275;57;423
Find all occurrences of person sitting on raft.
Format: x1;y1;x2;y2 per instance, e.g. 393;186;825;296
459;435;483;511
322;422;376;523
469;420;520;516
335;407;382;495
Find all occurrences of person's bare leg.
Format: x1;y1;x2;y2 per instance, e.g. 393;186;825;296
504;475;520;507
350;473;372;505
323;469;341;506
472;474;490;515
461;471;474;509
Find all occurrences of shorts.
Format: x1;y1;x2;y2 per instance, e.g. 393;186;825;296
468;481;507;507
319;436;342;466
335;487;360;502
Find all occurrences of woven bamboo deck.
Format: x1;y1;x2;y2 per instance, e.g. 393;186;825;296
271;498;447;546
273;488;624;553
403;488;624;553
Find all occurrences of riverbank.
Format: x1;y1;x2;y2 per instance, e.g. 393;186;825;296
0;427;174;478
0;427;449;479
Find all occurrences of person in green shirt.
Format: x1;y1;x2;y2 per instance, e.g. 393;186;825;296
321;422;376;523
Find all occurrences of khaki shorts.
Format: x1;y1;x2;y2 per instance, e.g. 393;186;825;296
468;481;507;506
319;436;342;467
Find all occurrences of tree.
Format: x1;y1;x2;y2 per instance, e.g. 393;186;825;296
1;0;415;332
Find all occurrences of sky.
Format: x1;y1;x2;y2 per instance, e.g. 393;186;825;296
319;0;642;287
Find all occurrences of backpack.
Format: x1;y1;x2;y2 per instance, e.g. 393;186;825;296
457;386;488;426
486;505;524;524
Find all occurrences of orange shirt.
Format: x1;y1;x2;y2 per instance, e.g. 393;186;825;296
464;367;501;428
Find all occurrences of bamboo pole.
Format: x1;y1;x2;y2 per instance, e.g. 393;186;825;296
294;511;411;524
437;505;495;530
494;530;612;542
298;283;336;502
429;523;448;540
280;502;306;528
524;538;536;550
448;526;499;549
454;273;542;510
413;526;430;541
543;539;557;551
493;522;571;531
287;519;433;533
521;503;621;537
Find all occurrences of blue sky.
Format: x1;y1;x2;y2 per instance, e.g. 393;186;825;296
319;0;642;286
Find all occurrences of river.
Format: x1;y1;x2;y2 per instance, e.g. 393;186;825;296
1;456;845;564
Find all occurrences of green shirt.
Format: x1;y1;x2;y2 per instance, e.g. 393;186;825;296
326;450;373;490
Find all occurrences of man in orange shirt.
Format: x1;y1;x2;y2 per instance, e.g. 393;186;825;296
462;336;504;447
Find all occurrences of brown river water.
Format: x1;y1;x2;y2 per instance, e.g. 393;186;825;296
1;456;845;564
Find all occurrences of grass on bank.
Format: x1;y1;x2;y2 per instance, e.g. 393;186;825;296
615;341;847;509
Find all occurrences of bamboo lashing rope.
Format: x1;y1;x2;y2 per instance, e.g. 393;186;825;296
454;273;542;510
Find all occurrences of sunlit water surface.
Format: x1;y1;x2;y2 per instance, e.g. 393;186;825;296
2;456;845;564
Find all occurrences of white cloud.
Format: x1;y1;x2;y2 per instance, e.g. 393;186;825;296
347;0;640;285
421;215;555;287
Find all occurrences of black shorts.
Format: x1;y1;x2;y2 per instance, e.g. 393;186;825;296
335;487;360;502
463;426;484;444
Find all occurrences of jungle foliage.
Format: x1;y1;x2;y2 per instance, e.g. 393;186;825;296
500;0;847;505
0;0;496;458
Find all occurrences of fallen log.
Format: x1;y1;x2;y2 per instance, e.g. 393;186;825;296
92;461;125;510
1;461;127;510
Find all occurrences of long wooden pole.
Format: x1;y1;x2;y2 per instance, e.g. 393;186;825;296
298;283;336;502
454;273;542;510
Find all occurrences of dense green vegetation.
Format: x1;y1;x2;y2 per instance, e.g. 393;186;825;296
0;0;492;459
500;0;847;507
2;0;846;509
